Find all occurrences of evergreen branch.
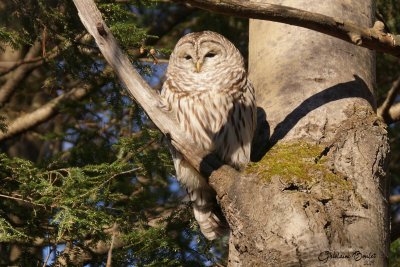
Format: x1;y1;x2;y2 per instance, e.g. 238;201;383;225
378;74;400;124
72;40;170;64
0;85;93;141
0;33;86;77
2;203;189;264
147;203;189;227
119;137;158;163
78;168;140;199
0;193;46;208
171;0;400;57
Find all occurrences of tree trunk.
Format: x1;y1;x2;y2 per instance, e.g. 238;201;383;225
225;0;390;266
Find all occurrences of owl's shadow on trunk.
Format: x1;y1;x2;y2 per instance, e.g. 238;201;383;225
250;107;270;162
250;75;375;162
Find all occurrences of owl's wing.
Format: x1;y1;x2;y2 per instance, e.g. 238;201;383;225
245;79;257;136
159;79;173;112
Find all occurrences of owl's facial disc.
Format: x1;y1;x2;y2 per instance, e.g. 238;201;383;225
174;40;224;74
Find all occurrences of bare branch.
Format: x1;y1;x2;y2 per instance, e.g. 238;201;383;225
171;0;400;57
0;42;62;77
72;0;232;180
137;57;169;64
145;4;194;46
0;57;45;76
0;33;89;106
0;85;93;141
388;103;400;124
106;223;117;267
0;42;43;105
390;194;400;204
0;193;46;208
378;75;400;124
42;246;52;267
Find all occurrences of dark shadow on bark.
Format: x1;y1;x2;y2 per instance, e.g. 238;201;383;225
200;153;224;178
251;107;270;162
250;75;375;161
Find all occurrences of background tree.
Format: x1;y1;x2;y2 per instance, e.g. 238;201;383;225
244;0;385;265
0;0;399;266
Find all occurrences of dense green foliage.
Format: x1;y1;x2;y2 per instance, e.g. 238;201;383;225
0;0;399;266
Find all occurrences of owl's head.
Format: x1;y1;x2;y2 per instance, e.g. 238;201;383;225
167;31;245;79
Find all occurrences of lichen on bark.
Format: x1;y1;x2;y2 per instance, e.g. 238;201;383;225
246;142;351;190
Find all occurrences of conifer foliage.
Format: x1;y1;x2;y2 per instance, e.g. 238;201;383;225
0;1;229;265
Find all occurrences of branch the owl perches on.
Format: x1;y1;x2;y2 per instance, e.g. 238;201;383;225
72;0;243;239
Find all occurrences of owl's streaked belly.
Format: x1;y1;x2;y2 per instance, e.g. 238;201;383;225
174;90;253;169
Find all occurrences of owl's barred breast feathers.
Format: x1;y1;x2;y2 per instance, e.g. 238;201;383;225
161;31;256;240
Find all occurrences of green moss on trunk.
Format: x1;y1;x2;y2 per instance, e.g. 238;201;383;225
246;142;351;190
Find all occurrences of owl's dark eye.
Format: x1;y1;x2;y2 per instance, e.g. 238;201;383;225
184;55;192;60
205;52;216;58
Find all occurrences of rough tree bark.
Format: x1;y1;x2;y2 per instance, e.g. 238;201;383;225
221;0;388;266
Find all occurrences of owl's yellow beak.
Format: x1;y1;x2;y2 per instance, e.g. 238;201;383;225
195;61;202;72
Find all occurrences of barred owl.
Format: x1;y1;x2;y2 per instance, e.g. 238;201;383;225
161;31;256;240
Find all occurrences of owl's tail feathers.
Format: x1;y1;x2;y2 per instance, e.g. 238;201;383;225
189;187;228;240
